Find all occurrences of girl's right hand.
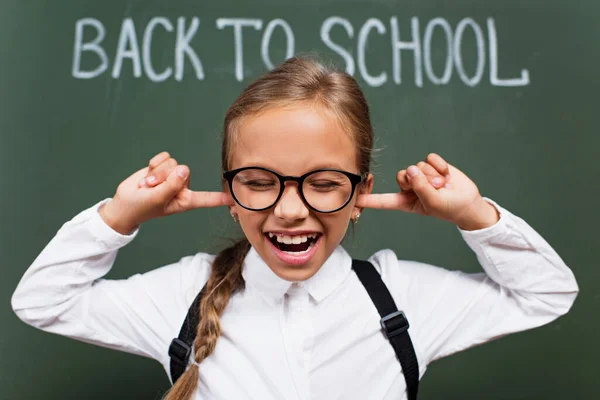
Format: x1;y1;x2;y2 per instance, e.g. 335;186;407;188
99;152;233;235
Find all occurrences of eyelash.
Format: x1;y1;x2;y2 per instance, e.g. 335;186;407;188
308;181;342;188
244;181;276;188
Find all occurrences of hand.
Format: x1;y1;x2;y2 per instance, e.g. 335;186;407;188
356;153;499;230
100;152;233;234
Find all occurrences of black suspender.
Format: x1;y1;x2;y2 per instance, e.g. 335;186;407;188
352;259;419;400
168;259;419;399
168;285;206;384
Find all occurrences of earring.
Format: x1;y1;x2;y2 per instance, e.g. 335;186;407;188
231;213;239;223
352;212;361;224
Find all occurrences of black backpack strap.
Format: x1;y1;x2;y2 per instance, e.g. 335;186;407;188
168;285;207;385
352;259;419;400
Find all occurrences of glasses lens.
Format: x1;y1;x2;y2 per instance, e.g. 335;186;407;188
303;171;353;212
231;168;281;210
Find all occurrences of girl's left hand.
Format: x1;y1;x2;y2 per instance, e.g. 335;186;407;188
356;153;499;230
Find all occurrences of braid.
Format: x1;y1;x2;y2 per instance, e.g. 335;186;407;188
163;239;250;400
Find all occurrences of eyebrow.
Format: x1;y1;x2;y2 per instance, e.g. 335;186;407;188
245;164;358;176
306;163;348;171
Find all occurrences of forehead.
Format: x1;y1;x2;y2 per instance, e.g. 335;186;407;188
229;104;358;174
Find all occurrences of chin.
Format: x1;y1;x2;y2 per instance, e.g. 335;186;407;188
270;261;321;282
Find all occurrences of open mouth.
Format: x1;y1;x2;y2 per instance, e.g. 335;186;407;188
266;232;321;254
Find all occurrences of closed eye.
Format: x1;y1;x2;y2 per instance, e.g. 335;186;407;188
243;180;277;189
308;181;343;191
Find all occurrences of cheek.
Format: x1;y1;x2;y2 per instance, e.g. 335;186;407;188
321;212;352;237
237;212;267;239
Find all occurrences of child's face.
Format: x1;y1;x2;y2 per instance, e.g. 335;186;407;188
228;103;372;282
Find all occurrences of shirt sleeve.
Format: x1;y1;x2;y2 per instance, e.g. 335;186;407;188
11;198;213;365
373;197;579;366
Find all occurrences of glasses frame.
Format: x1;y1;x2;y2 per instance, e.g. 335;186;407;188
223;166;366;213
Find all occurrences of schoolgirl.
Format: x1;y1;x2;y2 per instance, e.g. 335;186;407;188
12;57;578;400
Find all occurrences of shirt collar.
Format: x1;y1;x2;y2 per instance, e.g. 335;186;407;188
241;245;353;305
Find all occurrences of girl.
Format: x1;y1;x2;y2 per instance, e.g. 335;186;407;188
12;57;578;400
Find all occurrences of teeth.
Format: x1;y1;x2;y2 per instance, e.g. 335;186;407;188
267;233;319;243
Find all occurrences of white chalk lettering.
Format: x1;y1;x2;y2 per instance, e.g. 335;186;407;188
357;18;387;87
143;17;174;82
216;18;263;81
72;18;108;79
70;15;531;87
488;18;530;86
176;17;204;81
320;17;355;76
112;19;142;79
454;18;485;87
423;18;453;85
261;19;295;70
391;17;422;87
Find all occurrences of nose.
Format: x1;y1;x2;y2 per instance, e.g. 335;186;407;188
274;183;309;222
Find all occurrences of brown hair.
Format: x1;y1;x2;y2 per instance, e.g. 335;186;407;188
164;55;374;400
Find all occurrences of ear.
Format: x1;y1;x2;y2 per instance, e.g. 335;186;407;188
223;180;238;216
353;173;374;215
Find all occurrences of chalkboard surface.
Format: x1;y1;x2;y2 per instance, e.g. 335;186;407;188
2;1;598;399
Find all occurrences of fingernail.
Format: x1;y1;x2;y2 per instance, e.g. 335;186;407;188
138;178;147;187
407;166;420;177
146;175;156;184
176;166;187;178
432;177;443;186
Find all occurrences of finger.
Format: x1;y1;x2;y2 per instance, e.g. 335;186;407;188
397;165;446;191
186;191;234;209
151;157;177;172
396;170;412;191
417;161;446;188
149;157;177;175
426;153;450;177
406;166;440;208
355;192;417;211
124;167;150;188
149;151;171;169
154;165;190;201
182;173;191;191
140;159;178;187
129;167;150;182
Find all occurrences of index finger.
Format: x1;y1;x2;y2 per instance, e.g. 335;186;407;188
188;191;234;208
355;193;416;211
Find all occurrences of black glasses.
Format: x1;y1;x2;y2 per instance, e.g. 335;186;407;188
223;167;366;213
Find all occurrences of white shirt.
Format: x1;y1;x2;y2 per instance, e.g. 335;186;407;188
11;197;578;400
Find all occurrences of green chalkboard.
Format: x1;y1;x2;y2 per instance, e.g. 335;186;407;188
2;0;598;399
